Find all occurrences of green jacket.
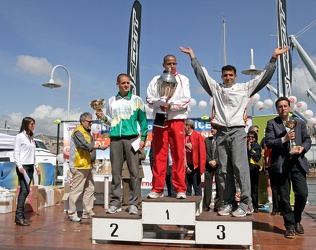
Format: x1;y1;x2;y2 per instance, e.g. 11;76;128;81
105;91;148;141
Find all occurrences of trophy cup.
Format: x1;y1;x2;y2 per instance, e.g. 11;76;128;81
90;99;105;123
153;68;178;127
284;119;298;154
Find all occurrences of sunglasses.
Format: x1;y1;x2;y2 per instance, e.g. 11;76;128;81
85;120;93;124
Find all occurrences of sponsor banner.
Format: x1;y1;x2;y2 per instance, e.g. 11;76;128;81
127;0;142;96
277;0;292;96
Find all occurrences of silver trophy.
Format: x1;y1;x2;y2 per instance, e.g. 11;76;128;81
90;99;105;123
157;68;178;104
285;119;298;154
153;68;178;127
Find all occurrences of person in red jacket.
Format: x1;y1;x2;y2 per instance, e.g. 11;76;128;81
184;119;206;196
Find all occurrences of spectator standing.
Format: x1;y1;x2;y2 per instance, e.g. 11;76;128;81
184;119;206;196
203;128;223;212
247;130;262;213
14;117;40;226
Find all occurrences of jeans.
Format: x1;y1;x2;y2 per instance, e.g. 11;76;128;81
15;165;34;219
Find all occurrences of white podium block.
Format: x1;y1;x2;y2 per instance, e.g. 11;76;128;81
196;221;253;246
142;201;196;225
92;217;142;242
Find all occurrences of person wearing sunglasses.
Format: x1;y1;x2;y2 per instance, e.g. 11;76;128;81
68;112;107;222
247;130;262;213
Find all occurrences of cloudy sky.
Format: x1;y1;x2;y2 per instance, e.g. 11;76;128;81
0;0;315;136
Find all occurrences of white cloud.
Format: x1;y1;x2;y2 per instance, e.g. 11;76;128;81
16;55;52;76
0;105;83;137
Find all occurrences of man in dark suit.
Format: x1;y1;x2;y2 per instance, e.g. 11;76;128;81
265;97;311;239
203;128;223;212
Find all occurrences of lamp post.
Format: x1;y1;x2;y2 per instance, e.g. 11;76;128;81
42;65;71;119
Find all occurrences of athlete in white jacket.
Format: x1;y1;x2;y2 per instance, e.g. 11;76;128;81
180;46;290;216
146;54;191;199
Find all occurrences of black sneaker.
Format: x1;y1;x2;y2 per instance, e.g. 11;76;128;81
284;228;295;239
295;223;304;235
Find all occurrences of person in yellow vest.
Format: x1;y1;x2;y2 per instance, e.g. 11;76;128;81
68;112;107;222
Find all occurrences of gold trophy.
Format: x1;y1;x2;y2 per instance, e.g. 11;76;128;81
284;119;298;154
153;68;178;127
90;99;105;123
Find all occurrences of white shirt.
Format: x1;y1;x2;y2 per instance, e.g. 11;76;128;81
14;131;37;169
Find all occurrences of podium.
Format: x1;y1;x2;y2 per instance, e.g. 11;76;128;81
92;196;253;249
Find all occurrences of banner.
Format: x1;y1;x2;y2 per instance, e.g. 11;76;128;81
127;0;142;96
277;0;292;97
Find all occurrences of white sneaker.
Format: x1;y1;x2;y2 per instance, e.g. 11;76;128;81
107;206;122;214
147;192;164;199
217;204;233;216
82;211;95;219
232;207;247;217
176;192;187;199
129;205;138;215
68;214;81;222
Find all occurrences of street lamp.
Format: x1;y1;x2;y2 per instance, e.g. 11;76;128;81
42;65;71;119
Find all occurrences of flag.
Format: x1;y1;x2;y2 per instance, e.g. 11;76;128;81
127;0;142;96
277;0;292;97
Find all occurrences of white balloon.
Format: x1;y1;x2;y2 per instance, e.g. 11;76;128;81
255;101;264;110
199;100;207;109
288;96;297;104
290;104;297;112
91;123;101;134
56;154;64;163
303;110;314;119
296;101;308;113
189;98;196;108
307;117;316;127
249;93;260;104
263;99;273;109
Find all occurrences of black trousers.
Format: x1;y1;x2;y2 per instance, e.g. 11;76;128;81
203;166;222;209
269;171;282;212
276;159;308;230
250;166;260;210
15;165;34;219
186;164;202;196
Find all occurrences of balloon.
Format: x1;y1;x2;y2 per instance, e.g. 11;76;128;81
303;110;314;119
56;154;64;164
263;99;273;109
249;93;260;104
199;100;207;109
189;98;196;108
288;96;297;105
63;146;70;156
91;123;101;134
290;104;297;112
296;101;308;113
307;117;316;127
255;101;264;110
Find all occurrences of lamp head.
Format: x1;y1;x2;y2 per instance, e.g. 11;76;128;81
42;78;61;89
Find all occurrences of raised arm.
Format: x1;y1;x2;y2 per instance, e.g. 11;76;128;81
180;46;195;59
